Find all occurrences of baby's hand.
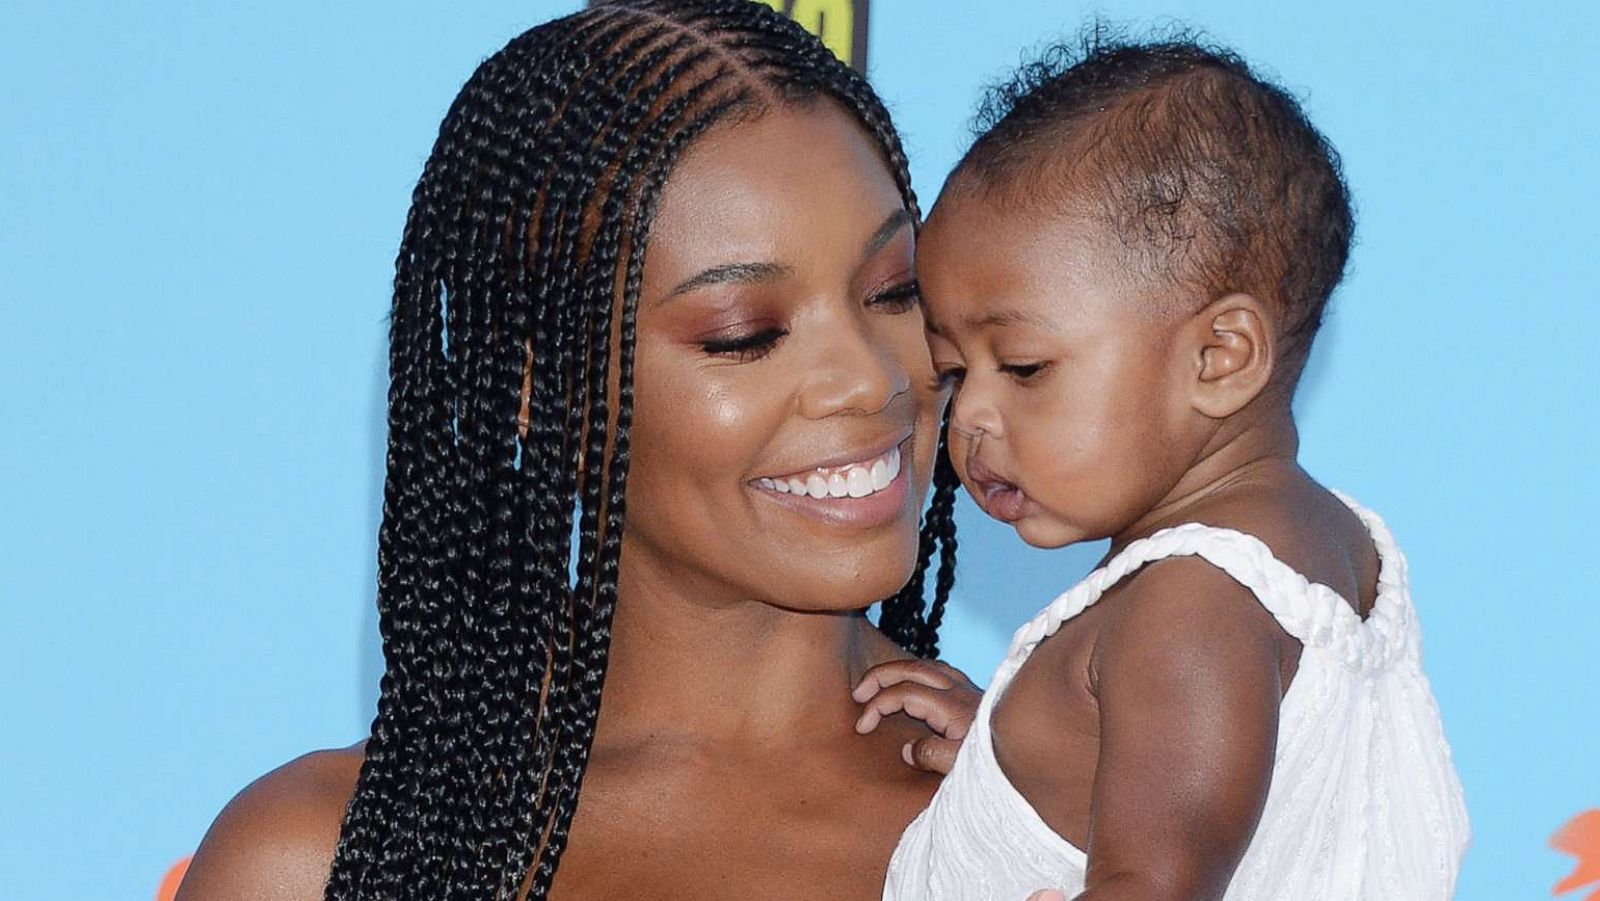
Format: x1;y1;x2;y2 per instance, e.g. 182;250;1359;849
852;658;982;774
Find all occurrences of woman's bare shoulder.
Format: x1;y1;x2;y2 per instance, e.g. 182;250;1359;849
174;742;366;901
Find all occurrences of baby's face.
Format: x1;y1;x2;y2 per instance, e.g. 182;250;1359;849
916;188;1210;548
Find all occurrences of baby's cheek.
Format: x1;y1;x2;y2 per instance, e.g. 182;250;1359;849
1023;404;1095;476
1020;415;1127;534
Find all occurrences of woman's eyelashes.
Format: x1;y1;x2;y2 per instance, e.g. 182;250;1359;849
868;279;921;313
696;281;919;363
700;326;788;362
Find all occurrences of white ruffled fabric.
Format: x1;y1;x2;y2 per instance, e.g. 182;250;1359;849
884;494;1469;901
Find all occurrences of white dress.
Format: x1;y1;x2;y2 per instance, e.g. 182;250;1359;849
884;495;1469;901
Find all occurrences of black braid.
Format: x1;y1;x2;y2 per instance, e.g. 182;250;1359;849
327;4;957;900
877;412;961;659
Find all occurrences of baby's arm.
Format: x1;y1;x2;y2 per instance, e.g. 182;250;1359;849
1073;559;1288;901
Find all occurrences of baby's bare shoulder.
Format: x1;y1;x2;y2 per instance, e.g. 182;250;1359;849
1090;556;1292;684
1190;481;1380;616
174;743;365;901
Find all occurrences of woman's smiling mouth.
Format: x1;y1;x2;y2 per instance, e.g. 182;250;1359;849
758;444;902;499
749;438;913;528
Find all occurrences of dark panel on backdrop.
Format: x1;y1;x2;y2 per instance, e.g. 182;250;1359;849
587;0;870;72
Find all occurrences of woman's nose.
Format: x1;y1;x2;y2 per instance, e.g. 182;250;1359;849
798;315;909;419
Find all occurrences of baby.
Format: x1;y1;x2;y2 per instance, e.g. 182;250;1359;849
856;34;1469;901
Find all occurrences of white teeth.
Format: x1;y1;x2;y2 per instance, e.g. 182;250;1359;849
869;459;890;491
761;444;906;501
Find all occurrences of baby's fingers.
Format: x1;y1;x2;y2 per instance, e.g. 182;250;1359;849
1025;892;1066;901
901;735;962;774
925;658;981;692
854;682;976;737
852;659;956;702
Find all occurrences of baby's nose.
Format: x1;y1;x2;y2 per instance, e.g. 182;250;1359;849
950;388;1003;441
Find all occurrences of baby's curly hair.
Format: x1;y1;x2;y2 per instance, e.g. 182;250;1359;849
956;25;1354;381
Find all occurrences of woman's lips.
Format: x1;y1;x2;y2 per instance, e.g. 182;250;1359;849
748;439;914;530
760;444;902;499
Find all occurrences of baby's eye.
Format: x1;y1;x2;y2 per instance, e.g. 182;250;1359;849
1000;361;1049;382
867;280;920;314
934;365;966;390
700;327;788;362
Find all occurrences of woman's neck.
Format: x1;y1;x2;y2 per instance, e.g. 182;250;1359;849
593;547;896;753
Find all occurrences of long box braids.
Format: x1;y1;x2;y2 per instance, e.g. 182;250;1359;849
328;4;960;899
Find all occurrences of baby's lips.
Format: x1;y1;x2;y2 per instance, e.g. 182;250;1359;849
963;454;1014;490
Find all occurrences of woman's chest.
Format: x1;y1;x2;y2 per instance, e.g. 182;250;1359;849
552;834;896;901
550;745;938;901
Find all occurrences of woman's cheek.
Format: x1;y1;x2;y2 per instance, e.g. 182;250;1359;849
886;316;944;405
703;379;756;439
892;314;939;385
911;377;948;491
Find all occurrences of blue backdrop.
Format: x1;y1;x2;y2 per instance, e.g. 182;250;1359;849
3;2;1595;899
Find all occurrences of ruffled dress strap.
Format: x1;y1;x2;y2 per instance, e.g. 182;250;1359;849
989;494;1419;694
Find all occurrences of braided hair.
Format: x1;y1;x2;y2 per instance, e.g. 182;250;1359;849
327;3;959;899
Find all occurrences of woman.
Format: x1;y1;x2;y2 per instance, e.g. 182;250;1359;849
175;3;962;899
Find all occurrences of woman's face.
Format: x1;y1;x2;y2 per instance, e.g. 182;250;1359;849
621;101;944;612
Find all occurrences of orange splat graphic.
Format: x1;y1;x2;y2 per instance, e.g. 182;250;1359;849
156;856;191;901
1553;810;1600;900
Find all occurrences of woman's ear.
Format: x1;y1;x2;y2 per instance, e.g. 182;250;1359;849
1188;293;1275;418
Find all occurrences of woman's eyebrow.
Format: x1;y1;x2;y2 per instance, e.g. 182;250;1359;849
665;261;793;300
864;208;914;256
661;209;911;302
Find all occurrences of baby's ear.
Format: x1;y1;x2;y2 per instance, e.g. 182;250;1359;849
1186;293;1275;418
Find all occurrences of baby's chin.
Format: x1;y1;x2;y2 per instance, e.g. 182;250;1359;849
1010;512;1096;550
